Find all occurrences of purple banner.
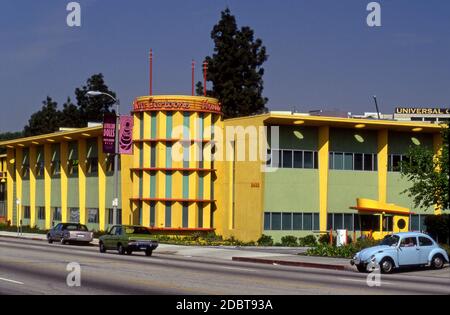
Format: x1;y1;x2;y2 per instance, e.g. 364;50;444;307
119;116;134;155
103;114;116;154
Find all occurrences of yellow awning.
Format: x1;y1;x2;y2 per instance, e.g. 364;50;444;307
350;198;412;215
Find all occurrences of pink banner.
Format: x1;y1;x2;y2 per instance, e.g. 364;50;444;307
119;116;134;155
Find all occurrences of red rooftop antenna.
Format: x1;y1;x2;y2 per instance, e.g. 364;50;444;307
192;60;195;96
149;49;153;96
203;61;208;97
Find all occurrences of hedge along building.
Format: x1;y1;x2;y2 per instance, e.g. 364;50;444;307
0;95;446;242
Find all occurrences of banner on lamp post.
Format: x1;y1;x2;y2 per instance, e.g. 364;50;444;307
119;116;134;155
103;114;116;154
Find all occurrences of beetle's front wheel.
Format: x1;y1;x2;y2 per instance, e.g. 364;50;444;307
431;254;444;270
379;258;394;274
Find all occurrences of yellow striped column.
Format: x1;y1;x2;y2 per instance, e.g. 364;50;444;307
377;129;388;204
188;112;199;227
78;139;87;225
44;144;52;229
15;148;23;227
142;112;151;226
172;112;184;228
29;146;37;227
6;148;15;225
318;126;329;233
97;136;106;230
202;113;213;228
61;142;68;223
156;112;167;227
131;112;142;223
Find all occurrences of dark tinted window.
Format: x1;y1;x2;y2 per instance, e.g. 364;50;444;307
282;151;293;168
293;151;303;168
282;213;292;230
264;213;270;230
419;237;433;246
354;153;363;170
293;213;302;230
271;213;281;230
304;152;314;169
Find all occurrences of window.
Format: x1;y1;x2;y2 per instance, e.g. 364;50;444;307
293;151;303;168
282;213;292;230
313;213;319;231
333;214;343;230
282;150;293;168
334;153;344;170
68;159;79;176
410;215;420;231
392;155;402;172
344;153;353;170
360;215;380;231
344;214;353;230
363;154;373;171
106;155;115;173
400;237;417;247
293;213;302;230
51;161;61;177
87;208;99;224
382;216;393;232
303;152;314;169
419;237;433;247
53;207;62;221
23;206;31;219
107;209;122;225
303;213;312;230
271;213;281;230
87;158;98;175
69;208;80;223
36;161;45;178
354;153;363;171
37;207;45;220
264;213;271;230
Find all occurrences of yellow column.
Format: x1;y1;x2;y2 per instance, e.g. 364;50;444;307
433;133;444;215
78;139;87;225
172;112;184;228
142;113;151;227
189;112;199;228
318;126;329;233
97;136;106;230
60;142;68;223
29;146;37;227
6;149;15;224
121;155;134;225
44;144;52;229
156;112;167;227
15;148;23;227
377;130;388;204
203;113;212;228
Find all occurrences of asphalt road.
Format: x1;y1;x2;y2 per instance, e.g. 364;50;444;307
0;237;449;295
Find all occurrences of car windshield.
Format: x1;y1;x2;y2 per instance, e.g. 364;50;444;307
124;226;151;235
380;235;400;246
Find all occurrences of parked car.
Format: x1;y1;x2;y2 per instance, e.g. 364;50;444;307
351;232;449;273
47;223;94;245
99;225;159;256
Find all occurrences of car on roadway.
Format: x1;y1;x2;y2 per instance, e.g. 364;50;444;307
47;223;94;245
98;225;159;256
350;232;449;273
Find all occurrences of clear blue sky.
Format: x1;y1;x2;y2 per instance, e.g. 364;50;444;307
1;0;449;132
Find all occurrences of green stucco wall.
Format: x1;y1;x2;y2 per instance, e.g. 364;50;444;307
35;179;45;207
388;131;433;154
67;177;79;208
51;178;61;207
387;173;434;214
328;170;378;212
264;169;319;212
86;176;99;208
22;180;30;206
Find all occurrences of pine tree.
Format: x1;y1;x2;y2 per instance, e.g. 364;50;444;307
197;8;268;118
23;97;62;136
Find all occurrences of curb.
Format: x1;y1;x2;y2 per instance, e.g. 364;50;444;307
0;233;99;245
232;256;353;271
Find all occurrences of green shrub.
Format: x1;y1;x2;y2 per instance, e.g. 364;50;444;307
281;235;298;247
299;235;317;247
257;234;274;246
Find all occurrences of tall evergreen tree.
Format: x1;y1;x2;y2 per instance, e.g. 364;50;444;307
60;97;81;128
197;8;268;118
23;97;62;136
75;73;117;125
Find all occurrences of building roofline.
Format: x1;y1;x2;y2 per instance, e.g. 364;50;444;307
0;126;103;148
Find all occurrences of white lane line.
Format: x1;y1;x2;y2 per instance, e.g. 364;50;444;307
339;278;393;285
0;277;24;285
220;266;257;272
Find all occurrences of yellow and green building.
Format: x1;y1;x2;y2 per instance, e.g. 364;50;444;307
0;95;447;241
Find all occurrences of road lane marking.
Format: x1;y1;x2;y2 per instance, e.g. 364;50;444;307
339;277;393;285
220;266;256;272
0;277;24;285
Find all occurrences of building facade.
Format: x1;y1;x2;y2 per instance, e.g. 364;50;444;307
0;95;447;241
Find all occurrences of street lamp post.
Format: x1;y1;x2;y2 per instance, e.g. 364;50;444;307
86;91;120;226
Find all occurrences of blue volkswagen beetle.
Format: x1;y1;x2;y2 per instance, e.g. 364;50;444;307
350;232;449;273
